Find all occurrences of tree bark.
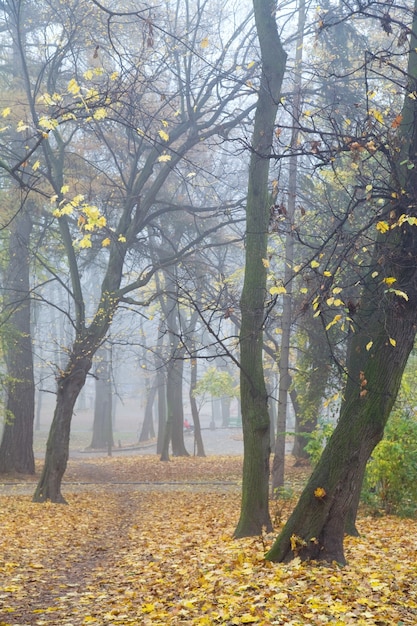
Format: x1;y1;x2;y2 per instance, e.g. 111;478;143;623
168;354;189;456
139;377;157;442
0;208;35;474
190;356;206;457
33;352;92;503
89;349;114;450
234;0;287;537
266;5;417;562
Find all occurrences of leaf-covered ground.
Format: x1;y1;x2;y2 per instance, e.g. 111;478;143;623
1;456;417;625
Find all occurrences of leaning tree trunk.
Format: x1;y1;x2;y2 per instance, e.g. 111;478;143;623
266;299;417;563
33;352;92;503
266;7;417;562
0;208;35;475
234;0;287;538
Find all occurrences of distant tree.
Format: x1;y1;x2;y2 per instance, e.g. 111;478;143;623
0;2;38;474
88;347;113;452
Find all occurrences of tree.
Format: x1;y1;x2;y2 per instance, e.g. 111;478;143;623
271;0;306;493
0;200;35;474
234;0;287;537
0;1;37;474
266;0;417;564
88;346;113;452
2;0;255;502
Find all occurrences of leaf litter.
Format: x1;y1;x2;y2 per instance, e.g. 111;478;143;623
0;455;416;625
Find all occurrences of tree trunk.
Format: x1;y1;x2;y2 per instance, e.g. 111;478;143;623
156;370;167;455
139;377;157;442
266;10;417;560
0;208;35;475
291;324;331;459
266;304;415;563
234;0;287;538
169;355;189;456
33;352;92;503
271;0;305;492
89;349;113;450
190;356;206;457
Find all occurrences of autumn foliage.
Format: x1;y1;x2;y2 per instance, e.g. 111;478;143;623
0;456;416;625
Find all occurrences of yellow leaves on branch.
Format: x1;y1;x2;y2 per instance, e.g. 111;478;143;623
368;108;384;124
376;220;390;233
52;188;108;249
67;77;81;96
158;129;169;142
325;313;342;331
377;214;417;236
269;285;286;295
158;153;172;162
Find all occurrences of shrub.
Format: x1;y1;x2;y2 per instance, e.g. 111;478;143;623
362;411;417;517
304;420;334;466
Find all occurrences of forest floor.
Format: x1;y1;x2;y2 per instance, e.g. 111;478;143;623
1;455;417;626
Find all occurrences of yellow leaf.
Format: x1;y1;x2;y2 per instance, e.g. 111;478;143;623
325;314;342;331
366;341;373;351
376;221;389;233
1;107;11;117
269;285;286;295
369;108;384;124
67;78;81;95
311;260;320;268
101;237;111;247
247;61;255;69
314;487;326;499
200;37;209;48
16;120;30;132
323;270;332;277
61;185;70;194
389;337;396;347
93;107;107;120
262;258;270;268
32;160;41;171
388;288;409;301
118;235;126;243
158;153;172;162
158;129;169;142
79;234;92;248
383;277;396;286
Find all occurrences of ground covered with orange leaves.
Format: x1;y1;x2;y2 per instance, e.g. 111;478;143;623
1;455;417;625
